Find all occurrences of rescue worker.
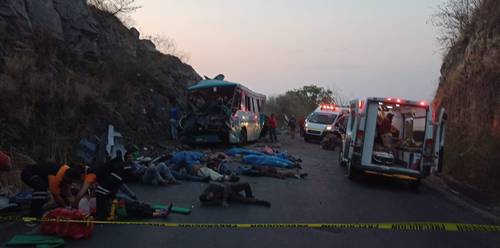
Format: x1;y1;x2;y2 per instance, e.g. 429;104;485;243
259;113;268;138
298;117;305;137
268;113;278;143
169;100;179;140
377;113;401;161
288;115;297;139
21;162;82;217
73;152;133;219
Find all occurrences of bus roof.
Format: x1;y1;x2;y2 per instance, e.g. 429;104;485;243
188;80;238;91
188;79;266;99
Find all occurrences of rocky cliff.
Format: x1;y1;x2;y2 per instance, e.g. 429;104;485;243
434;0;500;195
0;0;201;161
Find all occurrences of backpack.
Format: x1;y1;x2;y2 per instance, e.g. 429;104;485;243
0;151;11;171
41;208;94;239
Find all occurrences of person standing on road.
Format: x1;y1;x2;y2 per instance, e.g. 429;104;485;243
199;182;271;207
288;115;297;139
169;100;179;140
298;117;305;137
268;113;278;143
379;113;395;150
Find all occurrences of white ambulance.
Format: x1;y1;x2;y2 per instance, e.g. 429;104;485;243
339;97;446;189
304;104;348;142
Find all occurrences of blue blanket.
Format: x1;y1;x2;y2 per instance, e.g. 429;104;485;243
226;148;265;156
170;151;204;169
242;154;294;168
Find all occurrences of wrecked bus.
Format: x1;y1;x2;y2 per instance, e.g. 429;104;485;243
180;79;266;144
339;97;446;189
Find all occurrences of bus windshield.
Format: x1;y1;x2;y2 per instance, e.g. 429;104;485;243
307;112;337;124
188;85;236;113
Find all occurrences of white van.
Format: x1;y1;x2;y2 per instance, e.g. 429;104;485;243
304;104;348;142
339;97;446;189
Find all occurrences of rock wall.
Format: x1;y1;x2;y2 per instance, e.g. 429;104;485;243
434;0;500;193
0;0;201;162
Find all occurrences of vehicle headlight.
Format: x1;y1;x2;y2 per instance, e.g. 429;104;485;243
326;126;332;131
305;123;308;128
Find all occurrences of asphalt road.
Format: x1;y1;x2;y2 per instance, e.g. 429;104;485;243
4;135;500;248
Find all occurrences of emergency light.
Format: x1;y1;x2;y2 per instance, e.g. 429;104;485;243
320;104;336;111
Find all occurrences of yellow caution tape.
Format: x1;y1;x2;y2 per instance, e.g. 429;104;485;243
1;216;499;232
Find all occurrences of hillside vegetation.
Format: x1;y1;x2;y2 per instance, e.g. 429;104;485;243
434;0;500;196
0;0;201;162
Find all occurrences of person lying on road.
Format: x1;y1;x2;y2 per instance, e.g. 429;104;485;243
199;182;271;208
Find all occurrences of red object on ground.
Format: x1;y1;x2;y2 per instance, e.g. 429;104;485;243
41;208;94;239
0;151;11;171
262;146;274;155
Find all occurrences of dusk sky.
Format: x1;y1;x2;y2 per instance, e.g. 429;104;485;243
132;0;444;101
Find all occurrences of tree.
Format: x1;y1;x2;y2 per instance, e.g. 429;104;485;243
431;0;483;50
265;85;344;124
88;0;140;15
286;85;337;110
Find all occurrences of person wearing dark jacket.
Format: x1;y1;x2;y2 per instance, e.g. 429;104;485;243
21;162;82;217
199;182;270;208
74;154;133;219
288;116;297;139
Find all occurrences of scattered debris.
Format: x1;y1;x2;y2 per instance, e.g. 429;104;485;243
5;235;64;248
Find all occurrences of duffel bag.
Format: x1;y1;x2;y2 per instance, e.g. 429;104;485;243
41;208;94;239
0;151;11;171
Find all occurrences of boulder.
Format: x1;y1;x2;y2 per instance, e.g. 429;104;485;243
25;0;64;40
53;0;98;40
75;37;100;57
139;39;156;52
53;0;99;56
0;0;32;35
130;27;140;39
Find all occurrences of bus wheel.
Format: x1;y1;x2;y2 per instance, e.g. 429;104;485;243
239;129;247;146
409;179;421;192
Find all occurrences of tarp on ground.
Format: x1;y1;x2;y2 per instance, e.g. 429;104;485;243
242;154;294;168
225;148;265;156
170;151;204;168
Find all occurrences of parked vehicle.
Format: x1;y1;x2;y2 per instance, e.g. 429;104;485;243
339;97;446;189
320;112;349;150
180;79;266;145
304;104;348;142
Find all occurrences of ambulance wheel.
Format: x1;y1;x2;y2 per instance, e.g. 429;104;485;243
347;161;358;180
339;151;346;167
